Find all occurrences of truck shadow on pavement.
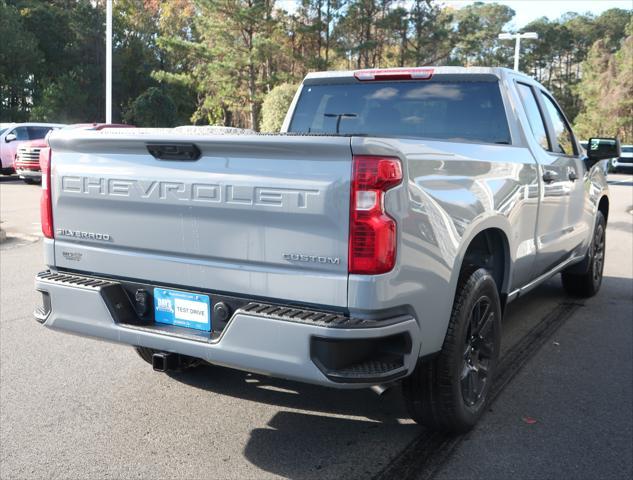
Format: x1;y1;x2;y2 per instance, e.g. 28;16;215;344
168;365;420;478
243;410;419;479
169;364;410;424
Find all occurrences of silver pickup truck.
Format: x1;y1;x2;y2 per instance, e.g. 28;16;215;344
35;67;619;432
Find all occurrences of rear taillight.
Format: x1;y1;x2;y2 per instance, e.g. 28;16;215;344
40;147;53;238
349;155;402;274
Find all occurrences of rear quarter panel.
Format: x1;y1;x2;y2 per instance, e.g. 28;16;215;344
349;137;540;356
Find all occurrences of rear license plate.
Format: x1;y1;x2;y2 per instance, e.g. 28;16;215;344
154;288;211;331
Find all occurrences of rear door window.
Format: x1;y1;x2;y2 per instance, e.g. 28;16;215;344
289;80;511;144
516;83;550;151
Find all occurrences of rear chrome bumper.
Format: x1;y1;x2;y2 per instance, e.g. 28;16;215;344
35;271;420;388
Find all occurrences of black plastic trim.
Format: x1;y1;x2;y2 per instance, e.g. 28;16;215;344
237;302;410;329
310;333;412;383
147;143;201;161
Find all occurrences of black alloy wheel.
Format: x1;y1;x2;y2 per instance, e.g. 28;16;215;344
461;295;496;409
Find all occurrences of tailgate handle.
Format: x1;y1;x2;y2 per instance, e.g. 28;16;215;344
147;143;201;161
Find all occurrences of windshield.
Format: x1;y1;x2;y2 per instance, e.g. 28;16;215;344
621;146;633;153
0;128;8;136
288;80;511;144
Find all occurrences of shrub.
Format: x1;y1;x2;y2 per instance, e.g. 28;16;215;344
260;83;298;132
123;87;177;127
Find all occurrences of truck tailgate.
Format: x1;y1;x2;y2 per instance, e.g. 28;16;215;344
48;133;352;307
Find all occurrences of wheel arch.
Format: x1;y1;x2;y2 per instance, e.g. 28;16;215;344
598;195;609;223
449;219;513;310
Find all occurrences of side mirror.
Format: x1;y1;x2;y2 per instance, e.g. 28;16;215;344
587;137;621;167
4;133;16;143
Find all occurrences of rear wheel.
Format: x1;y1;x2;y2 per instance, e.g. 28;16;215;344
22;178;37;185
133;346;203;370
403;268;501;433
561;211;606;297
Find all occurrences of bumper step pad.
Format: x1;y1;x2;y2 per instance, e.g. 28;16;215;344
240;302;380;329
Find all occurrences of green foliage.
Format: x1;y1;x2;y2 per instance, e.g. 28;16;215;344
574;19;633;143
1;0;631;133
453;2;515;67
260;83;298;132
518;8;631;123
123;87;177;127
0;1;42;121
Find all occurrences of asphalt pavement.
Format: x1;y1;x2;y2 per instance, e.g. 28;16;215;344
1;173;631;479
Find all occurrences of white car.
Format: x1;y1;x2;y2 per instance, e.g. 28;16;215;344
611;144;633;173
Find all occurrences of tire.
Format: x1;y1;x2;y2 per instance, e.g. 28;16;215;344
561;211;606;297
133;346;203;370
402;268;502;433
23;178;36;185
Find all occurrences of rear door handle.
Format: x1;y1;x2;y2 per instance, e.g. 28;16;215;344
542;170;558;183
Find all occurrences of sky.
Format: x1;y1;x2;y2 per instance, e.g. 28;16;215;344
277;0;632;28
444;0;633;28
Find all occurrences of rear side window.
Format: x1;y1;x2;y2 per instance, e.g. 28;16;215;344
288;80;511;144
516;83;549;151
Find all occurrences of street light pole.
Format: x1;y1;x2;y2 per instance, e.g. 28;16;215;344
498;32;538;72
105;0;112;123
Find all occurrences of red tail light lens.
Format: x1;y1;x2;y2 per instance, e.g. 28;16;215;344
40;147;54;238
349;155;402;274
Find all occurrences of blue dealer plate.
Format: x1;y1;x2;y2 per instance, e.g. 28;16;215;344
154;288;211;331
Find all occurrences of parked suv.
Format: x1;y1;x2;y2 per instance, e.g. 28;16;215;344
0;123;64;175
34;67;617;432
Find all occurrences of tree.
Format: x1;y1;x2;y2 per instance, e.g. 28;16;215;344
260;83;297;132
611;21;633;142
123;86;177;126
2;0;631;134
0;1;42;121
452;2;515;67
407;0;453;66
574;20;633;143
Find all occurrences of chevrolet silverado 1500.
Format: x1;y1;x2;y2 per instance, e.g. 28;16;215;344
34;67;619;432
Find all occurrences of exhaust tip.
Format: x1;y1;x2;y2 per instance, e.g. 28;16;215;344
370;384;389;396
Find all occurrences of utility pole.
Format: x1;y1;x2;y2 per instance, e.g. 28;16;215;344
105;0;112;123
498;32;538;71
